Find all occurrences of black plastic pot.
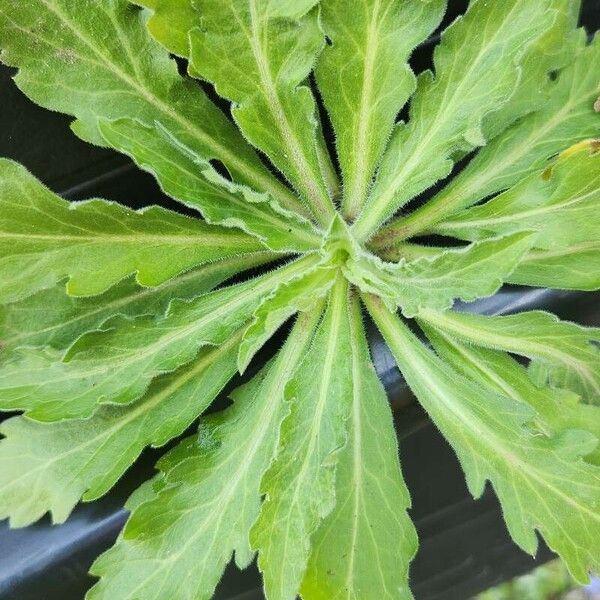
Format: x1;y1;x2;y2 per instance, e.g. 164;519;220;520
0;2;599;599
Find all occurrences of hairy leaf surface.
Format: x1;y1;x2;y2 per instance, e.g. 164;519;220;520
188;0;336;224
0;0;297;207
88;309;321;600
0;254;273;357
0;160;264;302
366;296;600;583
435;142;600;247
316;0;445;219
418;308;600;405
0;333;241;527
353;0;560;239
0;255;319;420
347;233;533;317
301;297;416;599
375;31;600;245
252;277;353;600
423;325;600;466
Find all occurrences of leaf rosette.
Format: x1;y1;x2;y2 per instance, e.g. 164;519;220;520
0;1;599;599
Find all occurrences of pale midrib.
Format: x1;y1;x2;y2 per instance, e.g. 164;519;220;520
0;231;253;245
247;0;332;226
421;360;600;524
4;255;265;348
355;5;523;239
343;2;380;219
35;0;294;209
4;255;319;389
274;281;345;588
521;242;600;262
5;335;239;490
374;306;600;529
124;313;316;592
420;311;600;394
390;100;583;240
439;187;598;230
344;314;365;594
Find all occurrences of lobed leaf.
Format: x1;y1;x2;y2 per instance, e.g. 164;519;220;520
316;0;445;219
374;30;600;246
131;0;197;57
0;333;241;527
417;308;600;405
99;118;319;249
188;0;336;225
87;308;322;600
508;242;600;291
0;255;320;421
0;160;264;302
434;141;600;248
301;296;417;600
251;276;353;600
366;295;600;583
353;0;562;239
346;233;534;317
0;253;274;357
422;325;600;466
0;0;298;209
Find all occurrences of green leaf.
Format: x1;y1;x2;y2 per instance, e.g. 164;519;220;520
301;296;417;600
0;255;319;421
0;253;274;357
346;233;534;317
434;141;600;247
373;31;600;247
0;160;265;302
316;0;445;219
99;118;320;251
188;0;336;225
422;325;600;466
365;295;600;583
373;30;600;245
353;0;562;240
507;242;600;291
87;308;322;600
417;308;600;405
0;332;241;527
130;0;197;57
251;276;354;600
238;265;336;373
0;0;298;209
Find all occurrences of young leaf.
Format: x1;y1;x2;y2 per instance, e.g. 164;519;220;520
365;295;600;583
316;0;445;219
422;325;600;466
0;332;241;528
0;0;297;208
301;296;417;600
0;160;264;302
508;242;600;291
188;0;336;225
373;31;600;246
434;141;600;247
0;255;320;421
99;118;317;238
353;0;560;239
238;265;337;372
87;308;322;600
0;253;274;357
346;233;534;317
251;277;353;600
417;308;600;405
